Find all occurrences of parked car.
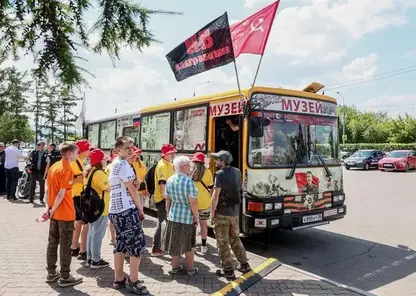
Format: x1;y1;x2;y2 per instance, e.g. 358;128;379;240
340;151;352;160
378;150;416;172
344;149;385;170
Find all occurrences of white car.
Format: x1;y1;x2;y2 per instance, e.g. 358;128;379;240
21;149;32;159
251;142;274;159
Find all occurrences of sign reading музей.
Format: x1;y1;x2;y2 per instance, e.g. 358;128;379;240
166;12;235;82
209;96;337;117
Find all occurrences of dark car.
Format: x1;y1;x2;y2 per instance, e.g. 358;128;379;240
344;149;385;170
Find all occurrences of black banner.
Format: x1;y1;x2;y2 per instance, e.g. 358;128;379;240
166;12;235;82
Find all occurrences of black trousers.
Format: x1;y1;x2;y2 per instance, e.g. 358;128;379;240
0;166;5;194
30;171;45;202
6;167;19;199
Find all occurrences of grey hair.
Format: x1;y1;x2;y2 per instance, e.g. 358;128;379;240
173;155;191;172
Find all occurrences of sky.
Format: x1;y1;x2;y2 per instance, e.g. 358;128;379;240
6;0;416;121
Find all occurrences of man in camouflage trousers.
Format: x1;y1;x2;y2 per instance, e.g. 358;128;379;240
211;150;251;281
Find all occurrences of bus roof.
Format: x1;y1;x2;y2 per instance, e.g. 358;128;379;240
85;109;140;125
85;85;337;125
140;86;337;114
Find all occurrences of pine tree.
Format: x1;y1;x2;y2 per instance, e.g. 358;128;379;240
0;67;34;143
1;1;180;87
32;73;49;142
38;82;61;143
58;87;80;141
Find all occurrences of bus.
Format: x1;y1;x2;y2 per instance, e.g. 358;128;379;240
84;85;346;236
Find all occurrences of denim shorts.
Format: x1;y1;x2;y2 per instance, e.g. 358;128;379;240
108;208;146;257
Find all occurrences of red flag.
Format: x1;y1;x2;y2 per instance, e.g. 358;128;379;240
231;1;280;58
295;172;319;194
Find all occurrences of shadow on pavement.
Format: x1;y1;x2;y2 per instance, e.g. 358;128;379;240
244;227;416;292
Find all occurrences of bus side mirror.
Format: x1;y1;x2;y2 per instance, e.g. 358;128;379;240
249;117;271;138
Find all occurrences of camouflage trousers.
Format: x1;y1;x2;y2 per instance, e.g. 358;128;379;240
214;214;248;271
46;219;74;278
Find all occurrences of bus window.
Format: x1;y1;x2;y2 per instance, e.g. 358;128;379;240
100;120;117;149
123;126;140;146
173;106;207;151
141;112;171;150
88;124;99;147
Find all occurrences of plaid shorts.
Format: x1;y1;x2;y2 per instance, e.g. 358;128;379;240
108;208;146;257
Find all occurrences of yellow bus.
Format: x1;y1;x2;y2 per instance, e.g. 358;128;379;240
84;85;346;235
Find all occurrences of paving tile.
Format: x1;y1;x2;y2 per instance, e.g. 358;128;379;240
0;197;363;296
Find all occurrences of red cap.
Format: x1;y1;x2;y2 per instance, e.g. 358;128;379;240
191;152;205;163
89;149;105;166
75;139;91;153
161;144;177;156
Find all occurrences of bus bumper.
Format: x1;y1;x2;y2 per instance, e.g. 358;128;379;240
243;205;347;234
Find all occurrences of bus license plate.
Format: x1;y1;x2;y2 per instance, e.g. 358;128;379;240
302;214;323;224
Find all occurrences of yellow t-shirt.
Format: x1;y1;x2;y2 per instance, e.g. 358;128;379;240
132;160;147;194
84;169;111;216
154;158;175;203
194;169;214;210
71;157;85;197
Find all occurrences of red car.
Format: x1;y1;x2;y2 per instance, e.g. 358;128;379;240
378;150;416;171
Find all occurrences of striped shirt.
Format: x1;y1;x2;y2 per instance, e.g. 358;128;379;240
166;172;198;225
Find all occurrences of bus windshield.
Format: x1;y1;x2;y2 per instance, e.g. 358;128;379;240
248;112;339;167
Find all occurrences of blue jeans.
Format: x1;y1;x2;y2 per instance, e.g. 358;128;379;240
87;215;108;262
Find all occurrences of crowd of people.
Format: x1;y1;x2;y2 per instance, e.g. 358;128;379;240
2;136;251;295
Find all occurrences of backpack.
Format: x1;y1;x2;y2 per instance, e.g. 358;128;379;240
80;169;105;223
144;164;157;195
74;159;83;178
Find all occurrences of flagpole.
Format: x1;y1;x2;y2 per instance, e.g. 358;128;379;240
233;60;243;101
248;55;264;97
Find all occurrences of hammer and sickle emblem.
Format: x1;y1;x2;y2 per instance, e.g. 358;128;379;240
250;17;264;34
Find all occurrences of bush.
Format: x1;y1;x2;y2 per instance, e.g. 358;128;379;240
340;143;416;152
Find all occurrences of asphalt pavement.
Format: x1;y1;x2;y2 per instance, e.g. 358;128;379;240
242;167;416;296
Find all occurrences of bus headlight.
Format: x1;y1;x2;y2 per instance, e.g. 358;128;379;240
265;203;273;211
274;202;282;210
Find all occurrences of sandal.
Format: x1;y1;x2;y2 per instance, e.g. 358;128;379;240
127;279;149;295
186;267;199;276
113;277;127;290
168;265;184;275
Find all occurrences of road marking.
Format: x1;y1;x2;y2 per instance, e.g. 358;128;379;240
359;252;416;280
211;258;281;296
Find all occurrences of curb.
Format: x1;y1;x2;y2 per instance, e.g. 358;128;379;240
282;264;376;296
144;214;374;296
211;258;282;296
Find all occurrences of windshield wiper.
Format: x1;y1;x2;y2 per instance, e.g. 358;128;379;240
286;147;301;180
286;125;305;180
310;142;332;177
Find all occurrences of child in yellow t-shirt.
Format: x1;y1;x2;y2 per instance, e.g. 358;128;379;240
131;147;148;206
84;149;111;268
190;152;213;255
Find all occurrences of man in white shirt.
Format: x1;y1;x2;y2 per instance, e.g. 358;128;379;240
5;139;25;200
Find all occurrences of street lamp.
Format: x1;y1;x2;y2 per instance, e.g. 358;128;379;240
193;80;210;97
336;92;346;144
115;100;130;114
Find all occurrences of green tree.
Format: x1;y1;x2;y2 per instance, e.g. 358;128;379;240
387;114;416;143
0;113;34;143
39;84;61;143
0;66;34;143
58;87;80;141
0;1;180;87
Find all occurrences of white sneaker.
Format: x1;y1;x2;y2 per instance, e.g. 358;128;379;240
201;246;208;254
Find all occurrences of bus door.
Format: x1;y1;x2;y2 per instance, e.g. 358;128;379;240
213;115;243;170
